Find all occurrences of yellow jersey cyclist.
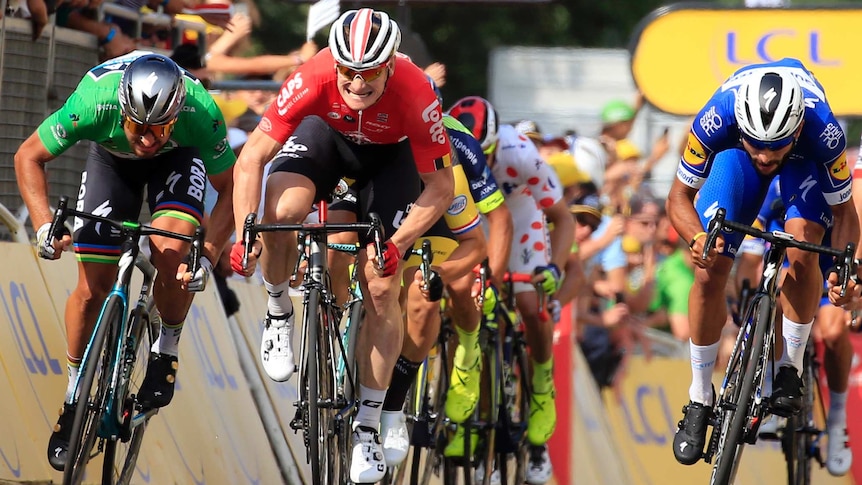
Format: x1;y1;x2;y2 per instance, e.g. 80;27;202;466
15;52;236;470
449;96;574;484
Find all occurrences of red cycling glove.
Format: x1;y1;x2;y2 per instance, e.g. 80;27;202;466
229;241;247;275
372;240;401;277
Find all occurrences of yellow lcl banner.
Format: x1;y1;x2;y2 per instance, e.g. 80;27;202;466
630;6;862;116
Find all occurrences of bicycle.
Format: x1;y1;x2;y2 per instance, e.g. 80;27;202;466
470;263;547;485
701;207;856;485
43;195;205;485
241;202;385;485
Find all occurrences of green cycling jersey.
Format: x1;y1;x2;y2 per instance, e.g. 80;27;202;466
36;51;235;175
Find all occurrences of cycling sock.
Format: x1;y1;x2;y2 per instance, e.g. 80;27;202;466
689;341;719;405
355;385;387;430
777;317;813;376
151;318;184;357
531;357;554;395
264;279;294;316
65;356;81;404
828;390;848;428
383;355;422;411
454;325;480;368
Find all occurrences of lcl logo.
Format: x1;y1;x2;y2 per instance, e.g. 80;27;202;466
724;30;840;66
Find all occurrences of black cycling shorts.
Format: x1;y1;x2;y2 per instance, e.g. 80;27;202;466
269;115;424;244
73;144;207;263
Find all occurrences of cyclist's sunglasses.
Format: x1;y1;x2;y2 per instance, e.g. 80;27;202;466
123;116;177;139
740;133;795;151
335;60;390;83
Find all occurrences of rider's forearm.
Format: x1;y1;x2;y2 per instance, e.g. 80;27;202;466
546;202;575;269
438;236;485;283
205;196;235;262
831;199;861;259
666;179;703;245
14;139;54;228
390;168;454;254
485;205;513;285
232;165;263;237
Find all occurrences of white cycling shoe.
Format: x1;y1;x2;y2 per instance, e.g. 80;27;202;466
260;311;295;382
380;411;410;467
475;460;502;485
350;425;387;483
525;445;553;485
826;425;852;476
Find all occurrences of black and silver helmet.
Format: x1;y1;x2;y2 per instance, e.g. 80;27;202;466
118;54;186;125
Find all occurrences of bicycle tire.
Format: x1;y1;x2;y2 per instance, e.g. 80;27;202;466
305;289;325;484
786;346;815;485
63;295;122;485
710;295;772;485
104;302;159;485
499;331;531;484
411;325;452;485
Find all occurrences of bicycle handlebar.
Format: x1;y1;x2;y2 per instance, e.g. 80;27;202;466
704;207;857;297
241;210;386;272
472;260;549;322
49;196;205;275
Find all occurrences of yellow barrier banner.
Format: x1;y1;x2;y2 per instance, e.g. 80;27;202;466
229;280;311;484
600;355;854;484
0;242;287;483
0;244;73;480
631;6;862;115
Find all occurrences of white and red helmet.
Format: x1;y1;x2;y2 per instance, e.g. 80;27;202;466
328;9;401;70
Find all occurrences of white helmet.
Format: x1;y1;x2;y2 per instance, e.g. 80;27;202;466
328;9;401;70
734;69;804;146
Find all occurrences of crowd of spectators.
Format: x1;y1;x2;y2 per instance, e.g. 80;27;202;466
513;97;698;394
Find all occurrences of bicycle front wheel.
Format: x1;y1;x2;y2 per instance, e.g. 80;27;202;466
103;302;159;484
498;331;531;484
710;295;771;485
304;289;347;484
409;332;451;485
64;295;122;485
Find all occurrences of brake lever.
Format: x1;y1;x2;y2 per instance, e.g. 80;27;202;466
242;213;257;271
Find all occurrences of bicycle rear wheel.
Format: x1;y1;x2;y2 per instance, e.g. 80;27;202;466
103;302;159;484
710;295;771;485
63;295;122;485
785;345;816;485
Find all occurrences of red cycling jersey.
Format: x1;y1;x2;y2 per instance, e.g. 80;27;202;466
260;48;451;174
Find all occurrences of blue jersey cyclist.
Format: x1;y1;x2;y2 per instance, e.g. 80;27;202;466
667;57;861;466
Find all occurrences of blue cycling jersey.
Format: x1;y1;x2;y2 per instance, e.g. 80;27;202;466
679;58;851;206
443;115;505;214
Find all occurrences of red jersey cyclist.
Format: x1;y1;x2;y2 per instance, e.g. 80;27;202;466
229;9;454;483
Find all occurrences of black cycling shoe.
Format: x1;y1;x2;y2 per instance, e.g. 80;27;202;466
673;401;712;465
137;353;179;409
47;402;76;471
770;365;803;417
